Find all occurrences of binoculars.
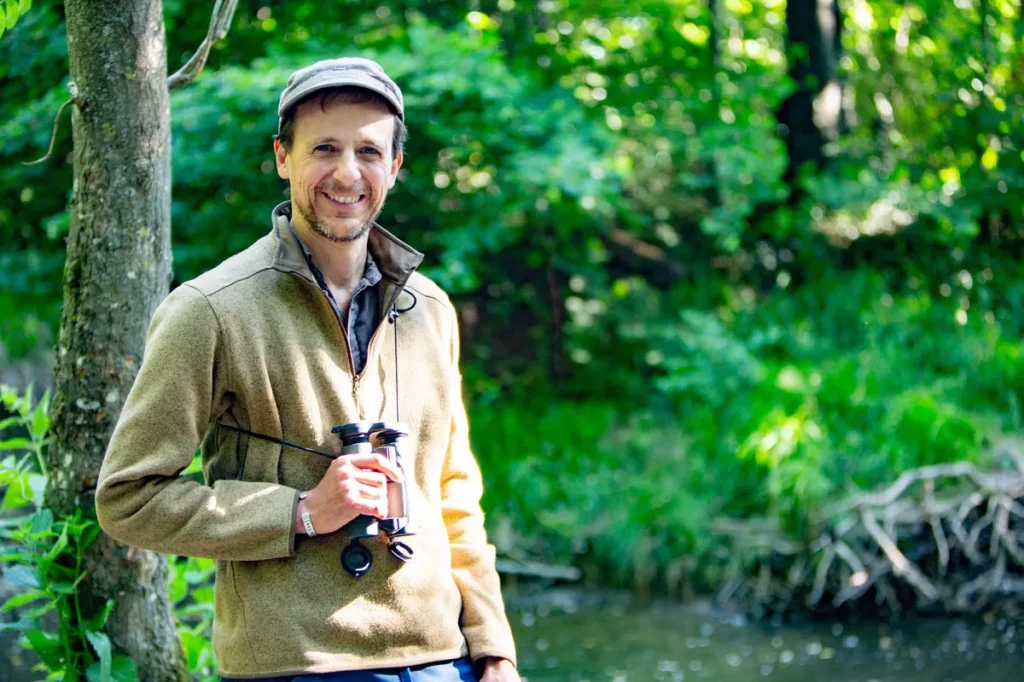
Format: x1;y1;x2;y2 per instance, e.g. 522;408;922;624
332;420;415;578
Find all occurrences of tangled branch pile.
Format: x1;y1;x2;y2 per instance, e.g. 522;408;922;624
714;440;1024;616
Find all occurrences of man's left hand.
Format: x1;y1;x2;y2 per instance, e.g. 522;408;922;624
480;657;520;682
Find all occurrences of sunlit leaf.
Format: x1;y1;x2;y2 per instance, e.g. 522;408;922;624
85;630;112;682
2;563;39;589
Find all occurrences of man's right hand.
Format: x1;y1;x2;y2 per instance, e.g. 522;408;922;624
295;453;404;536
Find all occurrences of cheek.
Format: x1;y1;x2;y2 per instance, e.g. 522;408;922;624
302;164;334;190
366;163;393;191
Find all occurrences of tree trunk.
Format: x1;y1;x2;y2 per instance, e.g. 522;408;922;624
47;0;186;679
777;0;842;187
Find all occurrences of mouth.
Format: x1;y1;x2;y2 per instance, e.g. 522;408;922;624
322;190;366;207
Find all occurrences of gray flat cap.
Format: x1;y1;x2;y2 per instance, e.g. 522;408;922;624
278;57;404;133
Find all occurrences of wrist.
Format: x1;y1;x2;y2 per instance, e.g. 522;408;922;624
296;491;316;536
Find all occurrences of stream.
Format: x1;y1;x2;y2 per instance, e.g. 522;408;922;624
506;590;1024;682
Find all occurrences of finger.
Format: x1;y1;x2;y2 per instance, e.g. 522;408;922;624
353;495;388;519
343;453;403;482
350;470;387;488
353;482;387;501
351;498;387;519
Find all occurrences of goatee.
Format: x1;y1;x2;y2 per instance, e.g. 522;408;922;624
297;199;382;243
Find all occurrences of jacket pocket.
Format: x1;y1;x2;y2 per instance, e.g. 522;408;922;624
204;423;283;485
202;423;248;485
238;434;283;484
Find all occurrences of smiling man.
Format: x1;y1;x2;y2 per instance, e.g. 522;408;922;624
96;58;519;682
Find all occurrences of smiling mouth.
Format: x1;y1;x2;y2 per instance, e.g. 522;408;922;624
323;191;365;206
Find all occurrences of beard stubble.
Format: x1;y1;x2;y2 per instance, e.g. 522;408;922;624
297;191;384;243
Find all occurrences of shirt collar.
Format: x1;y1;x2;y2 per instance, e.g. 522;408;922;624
287;222;383;290
270;201;423;286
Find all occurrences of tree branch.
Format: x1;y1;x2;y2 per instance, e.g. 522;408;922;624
22;82;82;166
167;0;238;90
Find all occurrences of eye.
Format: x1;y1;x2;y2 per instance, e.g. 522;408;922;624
360;146;382;156
313;144;335;153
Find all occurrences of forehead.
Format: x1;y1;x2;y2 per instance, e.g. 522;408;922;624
291;96;395;145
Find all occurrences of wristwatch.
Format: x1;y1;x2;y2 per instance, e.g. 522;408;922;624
298;491;316;537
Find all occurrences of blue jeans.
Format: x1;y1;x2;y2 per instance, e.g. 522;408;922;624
222;657;478;682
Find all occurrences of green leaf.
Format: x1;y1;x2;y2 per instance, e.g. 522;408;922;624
0;551;30;561
25;629;62;670
82;599;115;632
80;521;101;547
31;391;49;438
31;408;48;439
3;1;18;32
0;588;44;613
44;520;70;561
110;654;139;682
19;0;32;16
30;508;53;534
3;563;40;589
21;600;55;621
2;476;32;510
1;472;46;511
21;385;33;415
86;652;139;682
0;437;31;451
86;630;112;682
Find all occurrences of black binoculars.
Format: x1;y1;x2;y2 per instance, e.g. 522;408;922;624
332;420;415;578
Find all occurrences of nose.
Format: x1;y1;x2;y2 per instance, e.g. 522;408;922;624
332;149;360;185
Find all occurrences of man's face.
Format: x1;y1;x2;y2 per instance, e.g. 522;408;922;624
274;96;402;243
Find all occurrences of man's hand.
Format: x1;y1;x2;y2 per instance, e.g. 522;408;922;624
295;453;403;535
480;657;520;682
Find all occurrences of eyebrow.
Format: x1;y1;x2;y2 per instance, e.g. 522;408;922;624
309;136;387;149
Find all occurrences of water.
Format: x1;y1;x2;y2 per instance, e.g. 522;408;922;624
507;592;1024;682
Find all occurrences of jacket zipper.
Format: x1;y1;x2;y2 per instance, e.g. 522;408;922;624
307;281;394;404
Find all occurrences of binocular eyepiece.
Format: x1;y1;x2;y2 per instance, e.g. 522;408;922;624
332;421;415;578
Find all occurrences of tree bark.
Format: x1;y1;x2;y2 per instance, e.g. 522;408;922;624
48;1;186;679
778;0;842;187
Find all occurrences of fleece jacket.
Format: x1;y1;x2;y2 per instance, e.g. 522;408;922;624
95;203;517;679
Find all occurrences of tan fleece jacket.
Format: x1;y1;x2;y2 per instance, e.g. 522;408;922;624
95;203;517;678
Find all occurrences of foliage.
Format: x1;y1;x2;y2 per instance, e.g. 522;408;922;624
0;386;138;682
1;0;1023;610
471;263;1024;590
0;0;32;42
166;556;217;682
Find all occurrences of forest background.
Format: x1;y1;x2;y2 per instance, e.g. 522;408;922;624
1;0;1023;625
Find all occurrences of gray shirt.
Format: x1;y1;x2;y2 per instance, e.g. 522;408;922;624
289;226;382;375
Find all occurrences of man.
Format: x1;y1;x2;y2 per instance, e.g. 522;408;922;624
96;57;519;682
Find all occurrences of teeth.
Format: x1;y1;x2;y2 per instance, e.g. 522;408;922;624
325;192;361;204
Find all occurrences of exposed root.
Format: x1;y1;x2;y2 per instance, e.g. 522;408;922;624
714;439;1024;616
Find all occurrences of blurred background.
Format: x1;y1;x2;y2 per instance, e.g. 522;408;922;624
2;0;1024;680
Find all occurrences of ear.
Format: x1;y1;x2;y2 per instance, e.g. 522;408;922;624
274;139;290;180
387;150;403;189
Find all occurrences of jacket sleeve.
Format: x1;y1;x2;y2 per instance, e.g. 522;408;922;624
440;308;518;666
96;284;298;561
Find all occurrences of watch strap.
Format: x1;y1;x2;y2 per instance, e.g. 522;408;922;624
298;491;315;537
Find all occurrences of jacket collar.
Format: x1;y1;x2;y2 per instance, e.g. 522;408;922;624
270;201;424;287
